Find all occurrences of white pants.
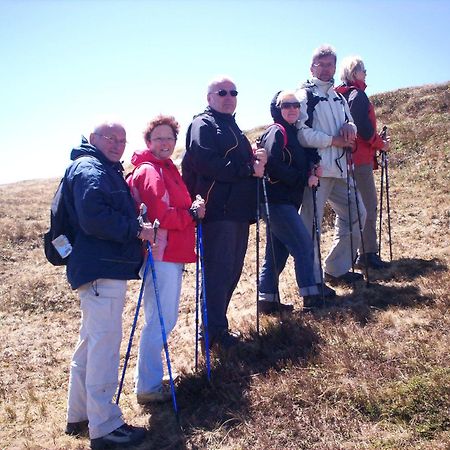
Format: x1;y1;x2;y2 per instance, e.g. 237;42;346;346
66;279;126;439
135;261;183;394
300;177;367;281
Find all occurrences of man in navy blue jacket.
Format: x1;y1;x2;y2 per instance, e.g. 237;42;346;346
182;76;267;350
64;122;154;450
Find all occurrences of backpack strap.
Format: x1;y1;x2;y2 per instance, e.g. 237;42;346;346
268;123;287;148
304;87;327;128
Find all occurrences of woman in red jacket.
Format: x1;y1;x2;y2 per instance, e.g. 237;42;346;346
336;56;390;269
127;115;205;404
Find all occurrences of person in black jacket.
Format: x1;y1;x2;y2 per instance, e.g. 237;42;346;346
182;76;267;350
258;91;328;311
64;122;155;449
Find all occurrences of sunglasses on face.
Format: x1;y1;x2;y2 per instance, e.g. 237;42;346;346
280;102;301;110
213;89;238;97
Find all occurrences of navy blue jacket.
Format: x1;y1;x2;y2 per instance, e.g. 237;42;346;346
261;92;320;208
182;107;257;223
64;138;142;289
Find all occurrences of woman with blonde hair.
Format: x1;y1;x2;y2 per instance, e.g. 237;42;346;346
336;56;390;269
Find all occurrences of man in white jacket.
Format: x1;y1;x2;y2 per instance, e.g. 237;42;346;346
297;44;367;286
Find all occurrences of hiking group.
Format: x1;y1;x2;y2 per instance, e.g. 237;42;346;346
48;44;390;449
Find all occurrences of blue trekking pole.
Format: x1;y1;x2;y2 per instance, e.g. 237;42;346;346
116;205;150;405
197;220;211;382
146;216;179;419
194;225;200;371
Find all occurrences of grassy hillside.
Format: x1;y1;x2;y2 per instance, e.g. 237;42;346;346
0;82;449;450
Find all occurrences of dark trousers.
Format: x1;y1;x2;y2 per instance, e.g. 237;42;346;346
202;220;249;338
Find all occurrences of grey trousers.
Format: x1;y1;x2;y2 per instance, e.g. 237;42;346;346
353;164;378;253
300;177;367;282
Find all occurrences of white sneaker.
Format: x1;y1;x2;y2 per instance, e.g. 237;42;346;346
136;385;172;405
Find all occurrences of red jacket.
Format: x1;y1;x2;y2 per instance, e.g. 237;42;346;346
127;149;196;263
335;80;384;166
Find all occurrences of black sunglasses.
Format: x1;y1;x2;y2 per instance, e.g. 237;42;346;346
213;89;238;97
280;102;301;109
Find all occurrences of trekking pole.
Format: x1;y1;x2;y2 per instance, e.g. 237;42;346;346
116;204;150;405
261;175;282;319
378;126;386;256
345;149;356;275
194;225;200;371
311;185;325;304
382;127;393;261
347;152;370;287
256;178;261;336
197;221;212;382
146;217;179;419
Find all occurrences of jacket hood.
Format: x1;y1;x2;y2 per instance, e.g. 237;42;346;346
131;148;155;166
270;91;292;130
70;136;103;162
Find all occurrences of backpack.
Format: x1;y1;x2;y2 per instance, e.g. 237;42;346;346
43;175;75;266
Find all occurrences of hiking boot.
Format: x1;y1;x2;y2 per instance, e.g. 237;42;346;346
65;420;89;437
90;423;146;450
355;253;389;270
325;271;363;286
213;330;241;351
136;385;172;405
316;283;336;298
258;300;294;315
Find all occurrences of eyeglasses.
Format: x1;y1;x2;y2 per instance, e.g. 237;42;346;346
212;89;238;97
280;102;301;110
95;134;127;145
151;137;176;143
312;62;335;69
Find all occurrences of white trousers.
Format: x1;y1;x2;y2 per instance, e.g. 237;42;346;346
300;177;367;281
66;279;126;439
135;261;183;394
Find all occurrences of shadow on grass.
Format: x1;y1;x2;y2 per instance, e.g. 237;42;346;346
327;279;435;327
139;318;320;449
368;257;447;283
137;258;448;448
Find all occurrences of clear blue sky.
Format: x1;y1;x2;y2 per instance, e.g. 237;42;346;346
1;0;449;184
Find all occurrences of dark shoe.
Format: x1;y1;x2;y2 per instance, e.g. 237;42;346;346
304;294;339;310
200;329;241;354
325;271;363;286
90;423;146;450
356;253;389;270
316;283;336;298
258;300;294;315
65;420;89;436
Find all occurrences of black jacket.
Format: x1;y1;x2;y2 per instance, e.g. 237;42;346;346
182;107;257;223
261;92;320;208
64;138;142;289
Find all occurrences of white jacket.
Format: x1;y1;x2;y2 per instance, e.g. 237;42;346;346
297;77;357;178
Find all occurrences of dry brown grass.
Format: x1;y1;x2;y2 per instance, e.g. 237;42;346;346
0;82;449;450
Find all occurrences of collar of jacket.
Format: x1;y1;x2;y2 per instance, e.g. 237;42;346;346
130;148;176;169
310;77;335;94
205;106;236;123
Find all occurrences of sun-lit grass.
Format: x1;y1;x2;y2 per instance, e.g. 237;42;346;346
0;82;449;449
